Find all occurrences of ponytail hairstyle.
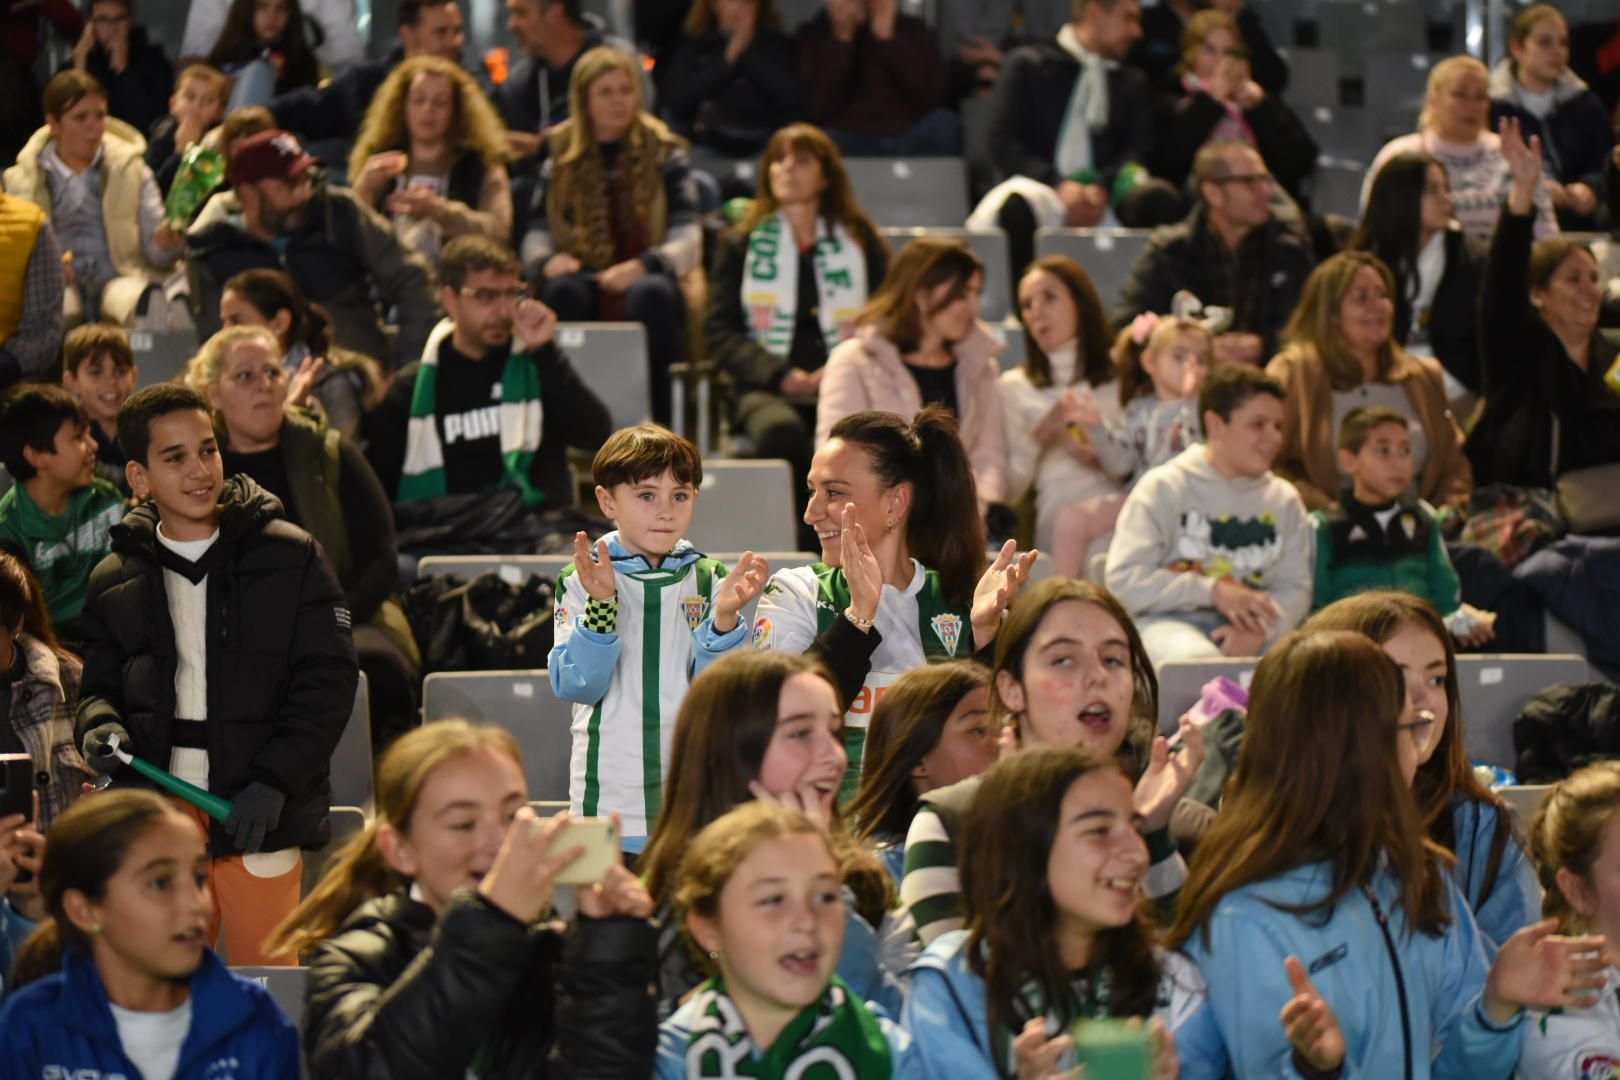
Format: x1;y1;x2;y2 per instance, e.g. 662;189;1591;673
12;790;188;988
220;267;382;407
963;746;1161;1039
827;406;986;607
1170;630;1450;950
1305;591;1514;910
1113;292;1222;406
638;651;892;926
846;660;991;843
0;550;65;654
264;719;523;958
1530;762;1620;935
674;800;836;977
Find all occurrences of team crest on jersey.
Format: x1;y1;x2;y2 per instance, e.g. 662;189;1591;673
1579;1053;1620;1080
682;595;708;631
752;617;773;650
930;613;963;656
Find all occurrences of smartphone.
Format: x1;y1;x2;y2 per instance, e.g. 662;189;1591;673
551;817;619;887
0;754;31;821
1072;1018;1152;1080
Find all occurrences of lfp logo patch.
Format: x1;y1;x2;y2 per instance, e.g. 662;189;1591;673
930;613;962;657
752;617;773;650
1578;1053;1620;1080
554;605;570;629
682;595;708;632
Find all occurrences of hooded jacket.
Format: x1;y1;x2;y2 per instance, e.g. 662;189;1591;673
1487;59;1614;197
0;947;298;1079
1180;861;1525;1079
902;930;1221;1079
303;889;658;1080
74;476;358;857
1448;797;1540;955
816;321;1009;505
2;117;172;324
184;185;436;370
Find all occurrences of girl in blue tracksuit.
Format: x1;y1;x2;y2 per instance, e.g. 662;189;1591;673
0;790;298;1079
656;800;920;1079
1167;629;1607;1080
1308;591;1540;952
902;745;1220;1079
843;660;995;886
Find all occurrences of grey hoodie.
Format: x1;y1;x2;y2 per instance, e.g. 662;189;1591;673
1104;444;1313;644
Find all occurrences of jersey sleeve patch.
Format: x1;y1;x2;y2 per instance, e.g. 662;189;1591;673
752;616;773;650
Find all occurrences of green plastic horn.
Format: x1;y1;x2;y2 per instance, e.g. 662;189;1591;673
105;734;235;823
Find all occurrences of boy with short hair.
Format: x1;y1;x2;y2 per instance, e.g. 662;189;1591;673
146;64;230;198
0;385;126;644
61;323;137;491
548;424;768;849
1312;406;1495;643
76;383;357;966
1105;364;1314;664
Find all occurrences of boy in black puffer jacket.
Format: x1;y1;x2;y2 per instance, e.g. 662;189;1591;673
76;382;358;966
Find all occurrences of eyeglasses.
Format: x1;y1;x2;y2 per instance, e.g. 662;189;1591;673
458;286;529;304
1214;173;1274;189
91;13;130;25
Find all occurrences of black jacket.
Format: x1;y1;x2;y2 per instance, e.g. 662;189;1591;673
660;29;802;156
1132;4;1289;95
363;340;611;513
988;37;1155;189
1391;227;1486;393
185;185;438;370
705;225;888;395
1112;206;1316;356
75;477;358;857
304;890;658;1080
1465;209;1620;488
1148;85;1318;202
73;27;173;140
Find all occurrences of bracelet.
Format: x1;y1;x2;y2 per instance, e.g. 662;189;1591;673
843;607;875;631
584;594;618;634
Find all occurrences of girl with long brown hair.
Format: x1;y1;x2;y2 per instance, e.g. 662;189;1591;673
348;54;513;265
1306;591;1538;950
1519;762;1620;1077
1168;629;1605;1078
753;406;1035;798
898;577;1205;948
204;0;320;95
705;122;887;521
269;719;659;1079
902;745;1207;1079
521;45;699;423
636;650;902;1015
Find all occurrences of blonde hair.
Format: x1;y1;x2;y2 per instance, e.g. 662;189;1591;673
349;54;510;184
264;720;523;957
1418;55;1488;132
1529;761;1620;935
184;324;283;400
673;801;836;976
176;63;230;103
1113;316;1214;405
1178;9;1238;75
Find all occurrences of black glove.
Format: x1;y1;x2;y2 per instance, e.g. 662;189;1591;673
225;782;286;854
81;721;131;776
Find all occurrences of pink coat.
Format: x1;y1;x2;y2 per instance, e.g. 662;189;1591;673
815;321;1009;504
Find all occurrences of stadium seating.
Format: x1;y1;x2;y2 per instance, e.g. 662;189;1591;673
131;329;201;387
421;669;572;803
881;226;1013;323
556;322;653;432
232;965;310;1031
1033;228;1153;315
844;157;971;228
330;674;374;814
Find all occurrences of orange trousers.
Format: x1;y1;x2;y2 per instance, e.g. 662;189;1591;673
172;800;303;967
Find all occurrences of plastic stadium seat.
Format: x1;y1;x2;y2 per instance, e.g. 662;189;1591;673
1362;52;1434;119
1156;659;1256;733
422;670;572;803
1279;48;1343;110
1033;228;1153;316
996;322;1026;373
555;322;652;431
685;460;798;553
1497;784;1554;832
844;157;970;228
881;227;1012;323
1459;654;1589;773
301;806;367;898
131;329;200;387
1311;160;1366;220
232;966;310;1029
330;674;373;814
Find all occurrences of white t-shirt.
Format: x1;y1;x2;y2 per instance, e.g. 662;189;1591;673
157;524;218;789
109;996;192;1080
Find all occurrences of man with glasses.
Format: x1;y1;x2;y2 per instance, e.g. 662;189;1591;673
1115;140;1314;366
364;235;611;513
186;130;437;370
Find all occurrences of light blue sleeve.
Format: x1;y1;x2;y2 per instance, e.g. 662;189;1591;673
1157;951;1229;1080
653;1022;688;1080
1460;803;1539;955
691;617;748;678
839;903;905;1018
896;964;1001;1080
1433;880;1526;1080
1188;909;1363;1080
547;570;621;704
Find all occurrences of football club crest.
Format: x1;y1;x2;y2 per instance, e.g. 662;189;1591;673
930;613;963;657
682;595;708;632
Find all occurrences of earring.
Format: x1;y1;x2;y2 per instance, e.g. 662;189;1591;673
89;922;102;935
708;949;720;960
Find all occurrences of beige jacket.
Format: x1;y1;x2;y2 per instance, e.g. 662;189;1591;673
816;321;1009;504
3;117;168;324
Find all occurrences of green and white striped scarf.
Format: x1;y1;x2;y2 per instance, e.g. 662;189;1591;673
683;976;892;1079
742;212;867;358
397;318;544;505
